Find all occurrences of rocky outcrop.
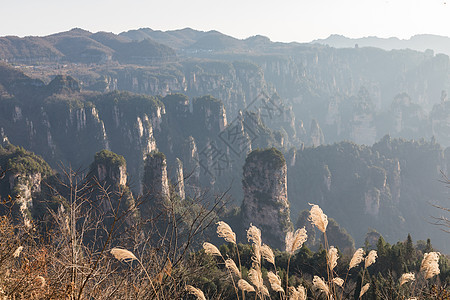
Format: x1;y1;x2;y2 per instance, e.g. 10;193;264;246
241;148;291;249
193;95;227;133
309;119;324;147
90;150;127;188
142;152;170;217
89;150;138;227
9;172;42;228
173;158;185;200
0;143;53;228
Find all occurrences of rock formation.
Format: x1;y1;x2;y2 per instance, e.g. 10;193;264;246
89;150;138;226
241;148;291;249
141;151;170;218
173;158;185;201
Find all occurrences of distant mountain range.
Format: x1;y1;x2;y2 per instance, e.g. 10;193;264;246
312;34;450;56
4;27;450;63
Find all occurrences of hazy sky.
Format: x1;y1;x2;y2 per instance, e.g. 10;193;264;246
1;0;450;42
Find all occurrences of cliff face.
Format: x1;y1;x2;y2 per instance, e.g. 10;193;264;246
241;148;291;249
0;144;53;227
288;136;448;251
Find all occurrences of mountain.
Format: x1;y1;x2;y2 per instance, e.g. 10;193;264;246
0;28;176;64
313;34;450;56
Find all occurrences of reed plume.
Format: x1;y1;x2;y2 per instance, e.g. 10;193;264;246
225;258;241;278
238;279;255;293
248;268;264;290
247;224;262;247
285;227;308;255
349;248;365;269
185;285;206;300
332;277;344;287
288;285;307;300
217;221;236;244
202;242;222;257
261;244;275;266
364;250;377;268
327;246;339;271
308;204;328;233
13;246;23;258
420;252;440;279
399;272;415;286
267;271;284;293
110;248;137;262
359;283;370;298
313;276;329;296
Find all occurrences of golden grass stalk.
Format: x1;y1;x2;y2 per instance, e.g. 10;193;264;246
364;250;377;268
313;276;329;296
251;243;261;266
261;285;270;297
308;204;328;233
248;267;264;290
298;286;307;300
327;246;339;271
13;246;23;258
217;221;236;244
332;277;344;287
288;285;307;300
420;252;440;279
349;248;365;269
247;224;262;247
238;279;255;293
110;248;137;262
225;258;241;278
202;242;222;257
285;227;308;255
267;271;284;293
185;285;206;300
359;283;370;298
261;244;275;266
399;272;415;286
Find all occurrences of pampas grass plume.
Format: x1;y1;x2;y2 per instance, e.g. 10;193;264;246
349;248;365;269
327;246;339;271
225;258;241;278
332;277;344;287
261;244;275;266
365;250;377;268
202;242;222;257
359;283;370;298
308;204;328;233
313;276;329;295
247;224;262;247
399;272;415;286
289;285;307;300
267;271;284;293
110;248;137;262
285;227;307;255
217;221;236;244
420;252;440;279
185;285;206;300
13;246;23;258
238;279;255;293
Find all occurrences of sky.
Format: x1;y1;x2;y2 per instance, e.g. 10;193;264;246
1;0;450;42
